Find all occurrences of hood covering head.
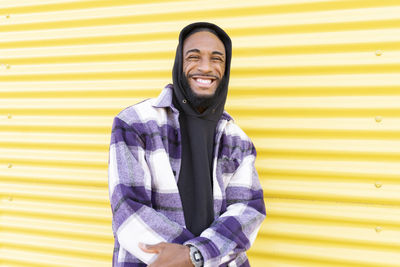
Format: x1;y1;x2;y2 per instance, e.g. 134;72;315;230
172;22;232;120
172;22;232;236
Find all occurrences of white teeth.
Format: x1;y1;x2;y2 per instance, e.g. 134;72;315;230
196;78;212;84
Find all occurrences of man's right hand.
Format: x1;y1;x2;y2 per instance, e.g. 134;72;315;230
139;242;194;267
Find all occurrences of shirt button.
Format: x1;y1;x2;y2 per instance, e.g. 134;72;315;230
182;99;187;104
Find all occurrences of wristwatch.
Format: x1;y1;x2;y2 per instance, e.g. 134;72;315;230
187;244;204;267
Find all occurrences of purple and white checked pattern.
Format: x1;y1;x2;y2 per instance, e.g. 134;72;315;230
108;84;266;267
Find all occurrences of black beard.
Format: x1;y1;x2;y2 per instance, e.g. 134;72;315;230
181;73;225;111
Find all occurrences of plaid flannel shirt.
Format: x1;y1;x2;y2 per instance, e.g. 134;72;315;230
108;84;266;267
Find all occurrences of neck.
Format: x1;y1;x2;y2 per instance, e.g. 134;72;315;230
196;106;207;113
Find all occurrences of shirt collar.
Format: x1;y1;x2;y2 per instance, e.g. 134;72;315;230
152;84;177;110
221;110;234;121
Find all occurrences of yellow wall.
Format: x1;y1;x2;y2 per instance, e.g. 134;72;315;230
1;0;400;266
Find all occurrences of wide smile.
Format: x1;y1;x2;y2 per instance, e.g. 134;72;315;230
191;76;217;88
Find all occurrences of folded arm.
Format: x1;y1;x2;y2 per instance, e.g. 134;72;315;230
109;117;194;264
184;140;266;266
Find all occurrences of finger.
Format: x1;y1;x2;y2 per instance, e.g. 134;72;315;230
138;242;162;253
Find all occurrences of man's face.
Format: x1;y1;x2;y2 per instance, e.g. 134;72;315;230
182;31;226;98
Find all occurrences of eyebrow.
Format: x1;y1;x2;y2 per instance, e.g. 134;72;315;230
185;49;200;55
185;48;225;57
212;51;224;56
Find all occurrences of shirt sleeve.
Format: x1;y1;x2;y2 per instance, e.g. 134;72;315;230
184;135;266;266
108;116;194;264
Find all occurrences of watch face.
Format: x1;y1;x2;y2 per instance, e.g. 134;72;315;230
189;245;203;266
194;251;201;261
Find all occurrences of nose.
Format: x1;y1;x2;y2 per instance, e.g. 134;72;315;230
197;58;212;73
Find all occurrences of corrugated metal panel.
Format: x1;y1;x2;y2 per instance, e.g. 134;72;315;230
1;0;400;266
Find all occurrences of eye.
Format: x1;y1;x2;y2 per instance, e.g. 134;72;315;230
212;57;223;62
187;55;199;60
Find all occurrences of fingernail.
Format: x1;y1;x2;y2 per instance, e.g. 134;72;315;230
139;242;147;249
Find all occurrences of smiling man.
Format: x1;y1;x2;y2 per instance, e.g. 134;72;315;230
108;22;266;267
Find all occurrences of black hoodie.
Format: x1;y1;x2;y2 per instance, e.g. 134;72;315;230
172;22;232;236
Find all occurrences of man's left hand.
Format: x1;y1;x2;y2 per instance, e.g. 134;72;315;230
139;242;194;267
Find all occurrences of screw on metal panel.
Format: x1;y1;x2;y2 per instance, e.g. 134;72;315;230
7;114;12;119
5;64;10;69
375;182;382;188
8;196;13;201
375;226;382;233
6;14;10;19
375;116;382;123
375;50;383;56
8;163;12;168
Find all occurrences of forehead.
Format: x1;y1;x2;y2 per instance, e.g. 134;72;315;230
183;31;225;55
